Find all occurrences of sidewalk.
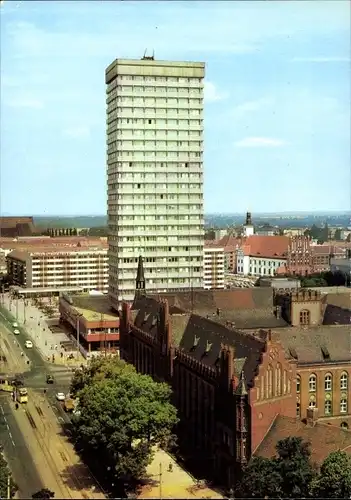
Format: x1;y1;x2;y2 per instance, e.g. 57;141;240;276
2;295;86;368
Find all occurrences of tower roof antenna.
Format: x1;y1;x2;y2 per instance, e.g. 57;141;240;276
141;48;155;61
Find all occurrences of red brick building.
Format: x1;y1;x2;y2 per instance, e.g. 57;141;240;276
119;259;351;488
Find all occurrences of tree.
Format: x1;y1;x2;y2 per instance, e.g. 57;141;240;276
236;456;283;498
334;228;342;241
237;437;316;499
32;488;55;499
71;359;178;481
70;356;135;398
310;451;351;498
0;453;17;498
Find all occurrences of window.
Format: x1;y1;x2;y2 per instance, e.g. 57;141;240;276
296;375;301;394
296;402;301;418
324;400;332;415
309;374;317;392
340;372;348;390
324;373;332;391
340;399;348;413
309;398;316;408
300;309;310;325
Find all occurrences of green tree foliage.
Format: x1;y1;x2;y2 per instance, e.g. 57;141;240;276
334;228;342;240
88;226;108;237
310;451;351;498
237;437;316;498
71;358;178;481
0;453;17;498
70;357;135;397
32;488;55;499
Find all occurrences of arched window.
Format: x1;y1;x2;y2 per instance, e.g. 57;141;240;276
324;400;332;415
309;374;317;392
341;422;349;429
296;402;301;418
340;372;348;390
261;375;265;399
300;309;310;325
309;397;316;408
276;363;282;396
269;367;273;397
296;375;301;394
324;373;332;391
340;399;348;414
283;370;287;395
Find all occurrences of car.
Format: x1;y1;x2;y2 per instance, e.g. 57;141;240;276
12;322;18;328
56;392;65;401
13;329;20;335
24;340;33;349
46;374;54;384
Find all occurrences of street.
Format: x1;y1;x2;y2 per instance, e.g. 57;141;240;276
0;394;43;497
0;304;106;499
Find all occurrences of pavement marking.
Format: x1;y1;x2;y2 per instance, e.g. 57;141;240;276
6;423;9;430
0;405;4;415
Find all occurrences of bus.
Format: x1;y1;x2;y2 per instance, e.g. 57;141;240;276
16;388;28;404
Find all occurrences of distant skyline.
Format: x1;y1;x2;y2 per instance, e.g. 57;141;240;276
0;1;350;215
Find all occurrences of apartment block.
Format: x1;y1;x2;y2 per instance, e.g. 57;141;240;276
203;244;225;289
106;56;205;305
7;247;108;292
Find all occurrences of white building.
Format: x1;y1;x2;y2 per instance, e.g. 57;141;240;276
7;247;108;292
236;235;289;277
243;212;254;237
106;57;205;304
203;246;225;289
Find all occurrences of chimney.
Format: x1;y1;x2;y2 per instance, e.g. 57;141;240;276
306;407;318;427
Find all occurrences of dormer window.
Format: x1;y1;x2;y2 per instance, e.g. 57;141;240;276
191;335;200;351
205;340;212;354
151;317;157;328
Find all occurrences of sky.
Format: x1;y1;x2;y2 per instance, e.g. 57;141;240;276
0;1;350;216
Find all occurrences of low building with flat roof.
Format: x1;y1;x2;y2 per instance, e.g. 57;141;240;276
59;294;119;353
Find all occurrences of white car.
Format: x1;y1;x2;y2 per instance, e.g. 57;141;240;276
56;392;65;401
25;340;33;348
12;322;18;328
13;329;20;335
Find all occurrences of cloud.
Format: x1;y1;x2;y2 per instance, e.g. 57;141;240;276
232;97;274;115
234;137;288;148
291;56;351;63
6;97;44;109
62;126;91;139
204;82;229;102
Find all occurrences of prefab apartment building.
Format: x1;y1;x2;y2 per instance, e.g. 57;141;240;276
106;57;205;305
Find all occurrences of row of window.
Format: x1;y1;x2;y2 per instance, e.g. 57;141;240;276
113;97;203;105
113;256;202;265
302;372;349;392
108;108;202;117
110;84;202;93
108;152;202;159
297;399;348;416
108;118;202;127
108;140;203;148
113;76;203;84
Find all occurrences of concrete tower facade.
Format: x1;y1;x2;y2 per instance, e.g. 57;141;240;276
106;57;205;306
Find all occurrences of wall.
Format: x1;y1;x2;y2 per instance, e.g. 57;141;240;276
297;365;351;426
291;297;322;326
250;338;297;452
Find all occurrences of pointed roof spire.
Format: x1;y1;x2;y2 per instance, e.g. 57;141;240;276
245;211;252;226
136;255;145;283
236;370;248;396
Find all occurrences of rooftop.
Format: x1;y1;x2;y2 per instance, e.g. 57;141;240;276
8;245;107;260
242;235;289;259
255;415;351;465
62;295;118;322
270;324;351;364
132;295;266;387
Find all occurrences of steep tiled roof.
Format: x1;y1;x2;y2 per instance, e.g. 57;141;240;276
271;325;351;364
255;415;351;464
218;235;243;249
243;235;289;259
131;296;266;387
148;288;286;330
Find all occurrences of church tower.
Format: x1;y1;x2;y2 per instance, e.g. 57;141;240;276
135;255;146;299
243;211;254;237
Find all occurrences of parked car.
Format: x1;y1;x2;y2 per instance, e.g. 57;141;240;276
25;340;33;349
12;322;18;328
46;374;54;384
56;392;65;401
13;329;20;335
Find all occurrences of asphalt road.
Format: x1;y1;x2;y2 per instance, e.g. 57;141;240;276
0;394;44;497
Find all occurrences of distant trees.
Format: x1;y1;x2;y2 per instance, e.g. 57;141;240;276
70;357;178;484
300;270;349;288
236;437;351;499
304;223;330;243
